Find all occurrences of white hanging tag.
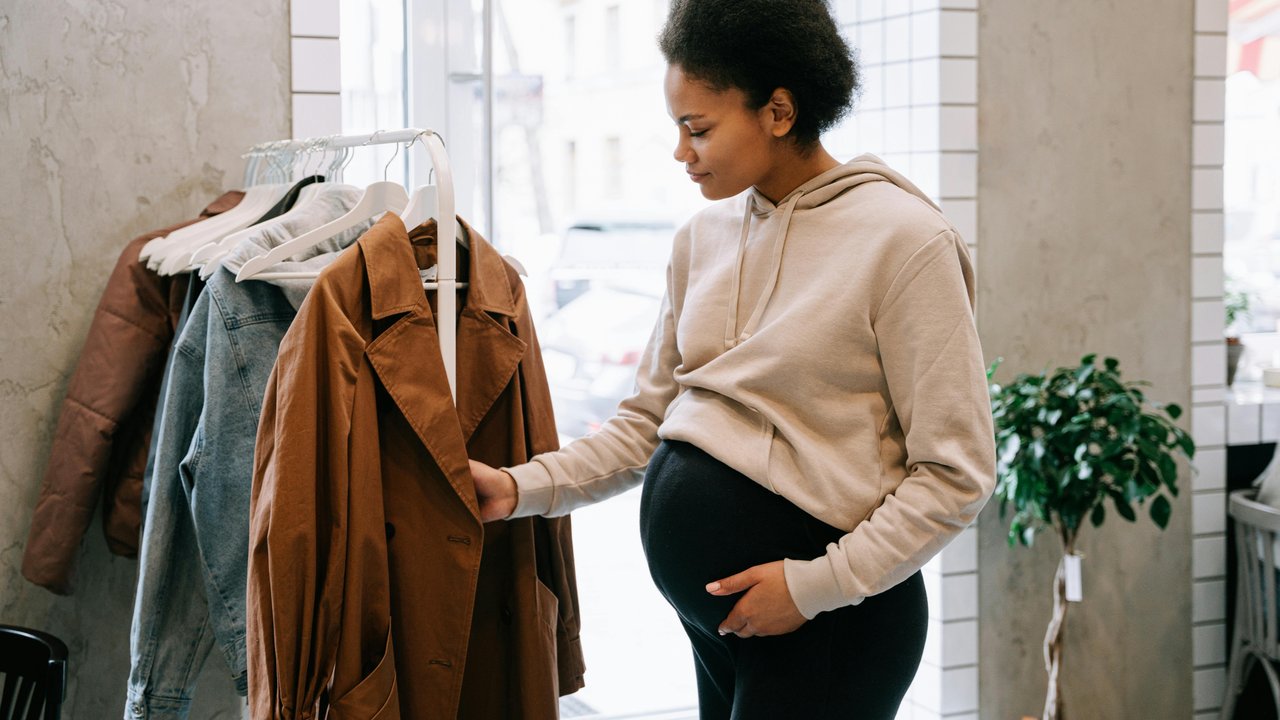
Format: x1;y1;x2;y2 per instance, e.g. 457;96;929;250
1064;553;1083;602
419;264;438;283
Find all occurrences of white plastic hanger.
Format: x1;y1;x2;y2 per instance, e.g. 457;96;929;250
236;137;412;282
139;182;284;271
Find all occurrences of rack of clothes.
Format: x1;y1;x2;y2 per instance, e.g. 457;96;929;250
22;129;584;719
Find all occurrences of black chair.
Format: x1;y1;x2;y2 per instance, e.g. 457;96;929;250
0;626;67;720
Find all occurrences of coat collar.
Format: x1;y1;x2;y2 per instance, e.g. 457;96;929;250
362;213;517;321
358;213;528;521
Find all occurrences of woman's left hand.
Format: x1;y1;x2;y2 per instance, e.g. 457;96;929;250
707;560;807;638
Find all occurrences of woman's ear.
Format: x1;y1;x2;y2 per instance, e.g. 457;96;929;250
763;87;798;138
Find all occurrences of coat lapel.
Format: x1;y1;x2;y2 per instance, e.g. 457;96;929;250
358;214;527;519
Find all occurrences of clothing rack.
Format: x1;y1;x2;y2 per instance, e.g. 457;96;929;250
243;128;463;401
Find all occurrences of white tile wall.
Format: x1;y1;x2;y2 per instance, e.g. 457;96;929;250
1193;387;1226;404
939;106;977;150
1193;342;1227;387
1192;404;1226;448
1192;168;1225;211
886;62;912;108
1192;299;1225;343
936;526;978;573
1192;255;1224;299
1194;666;1227;710
1193;535;1227;578
861;0;886;22
939;666;979;714
939;58;978;104
1194;79;1227;122
862;20;887;64
886;108;912;152
939;0;978;8
911;11;940;58
291;0;340;37
1193;124;1226;167
291;37;341;93
1264;404;1280;442
939;152;977;198
291;93;342;139
1195;0;1228;33
1193;211;1225;254
911;106;941;150
864;66;886;110
1193;579;1227;623
1192;447;1227;491
885;0;913;17
938;10;977;57
910;152;941;198
1194;34;1229;78
1227;402;1261;445
941;198;976;241
886;16;912;63
1193;492;1227;535
911;59;940;105
1193;623;1227;666
924;571;979;621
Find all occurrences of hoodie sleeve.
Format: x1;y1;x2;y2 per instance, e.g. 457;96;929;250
783;230;996;619
504;261;683;518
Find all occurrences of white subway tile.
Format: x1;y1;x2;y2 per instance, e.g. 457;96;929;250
940;0;978;7
291;37;341;93
1193;491;1226;535
1193;123;1225;167
911;106;940;150
1227;401;1261;445
837;0;860;23
1192;255;1223;299
1193;447;1226;492
1193;579;1227;623
1194;666;1227;711
861;21;887;67
291;93;342;140
885;108;912;152
942;619;978;667
1193;300;1225;343
1193;168;1225;211
939;58;978;104
939;152;977;198
1195;79;1226;122
1194;623;1227;666
884;0;913;17
825;118;860;158
1194;388;1226;404
861;0;886;23
912;663;942;713
885;16;912;63
1194;342;1228;388
939;10;978;57
941;198;976;242
1264;404;1280;442
912;59;940;106
861;110;886;154
1195;0;1228;33
937;526;978;573
885;62;912;108
911;152;941;200
864;65;886;110
1195;34;1229;78
1192;404;1226;447
912;0;940;11
1192;212;1224;254
291;0;340;37
941;666;979;714
940;105;977;151
924;571;977;621
912;10;940;58
1193;535;1227;578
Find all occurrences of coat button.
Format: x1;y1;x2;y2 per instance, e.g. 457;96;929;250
385;522;395;540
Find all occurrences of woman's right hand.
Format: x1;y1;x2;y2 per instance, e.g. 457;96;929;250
469;459;519;522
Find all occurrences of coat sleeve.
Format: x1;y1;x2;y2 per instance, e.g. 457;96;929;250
246;282;361;720
783;231;997;619
22;235;179;593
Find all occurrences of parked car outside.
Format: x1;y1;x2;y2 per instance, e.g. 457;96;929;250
547;217;675;309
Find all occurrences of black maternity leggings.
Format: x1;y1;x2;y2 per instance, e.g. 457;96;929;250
639;440;928;720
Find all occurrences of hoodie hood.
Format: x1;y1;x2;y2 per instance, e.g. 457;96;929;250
725;154;937;349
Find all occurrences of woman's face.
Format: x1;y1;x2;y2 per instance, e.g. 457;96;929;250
664;64;780;201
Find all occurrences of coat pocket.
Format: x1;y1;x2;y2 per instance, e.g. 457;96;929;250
329;630;401;720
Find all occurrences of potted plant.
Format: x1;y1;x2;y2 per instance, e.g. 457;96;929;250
987;354;1195;720
1224;283;1251;385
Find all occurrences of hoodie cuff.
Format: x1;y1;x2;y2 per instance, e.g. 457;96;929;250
783;556;864;620
504;460;556;518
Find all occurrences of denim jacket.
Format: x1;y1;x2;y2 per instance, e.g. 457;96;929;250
126;189;371;719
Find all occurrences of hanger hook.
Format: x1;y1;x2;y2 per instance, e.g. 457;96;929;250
383;138;401;182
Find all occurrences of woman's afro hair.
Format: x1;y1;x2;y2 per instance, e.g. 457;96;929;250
658;0;860;146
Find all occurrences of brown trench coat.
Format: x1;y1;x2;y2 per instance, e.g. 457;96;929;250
247;214;585;719
23;191;244;594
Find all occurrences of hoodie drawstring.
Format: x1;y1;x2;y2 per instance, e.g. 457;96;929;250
724;192;801;349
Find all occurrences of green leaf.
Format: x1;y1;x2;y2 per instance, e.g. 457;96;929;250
1150;495;1172;529
1165;403;1182;420
1112;492;1137;521
1105;357;1120;372
1090;502;1106;527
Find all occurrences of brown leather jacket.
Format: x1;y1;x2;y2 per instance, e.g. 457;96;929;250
247;214;585;719
23;191;244;594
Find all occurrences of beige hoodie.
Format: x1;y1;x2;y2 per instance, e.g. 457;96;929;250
505;154;996;619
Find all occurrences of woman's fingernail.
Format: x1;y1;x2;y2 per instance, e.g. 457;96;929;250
706;582;721;592
718;628;727;636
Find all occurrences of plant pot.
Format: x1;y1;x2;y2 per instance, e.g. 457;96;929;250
1228;338;1245;385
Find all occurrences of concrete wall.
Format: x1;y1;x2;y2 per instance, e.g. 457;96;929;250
0;2;289;717
976;1;1195;718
